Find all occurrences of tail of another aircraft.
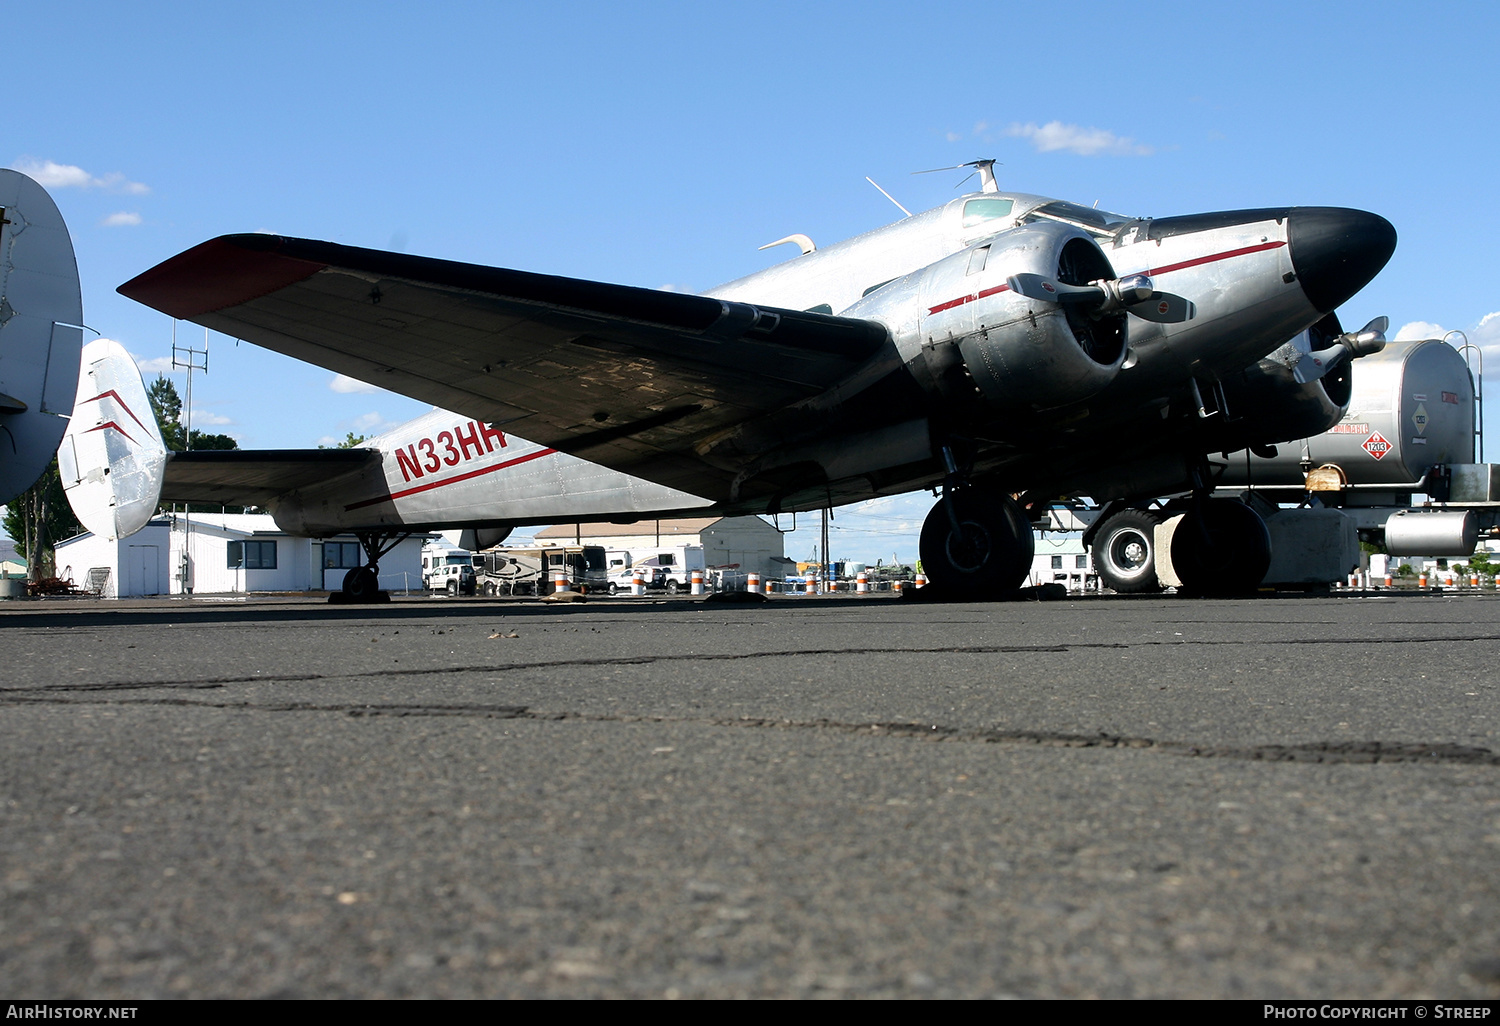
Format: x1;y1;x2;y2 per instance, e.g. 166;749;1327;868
57;338;168;541
0;168;84;505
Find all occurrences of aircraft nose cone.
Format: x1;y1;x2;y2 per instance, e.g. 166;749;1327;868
1288;207;1396;314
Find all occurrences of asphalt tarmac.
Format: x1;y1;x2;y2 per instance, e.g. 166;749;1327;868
1;588;1498;999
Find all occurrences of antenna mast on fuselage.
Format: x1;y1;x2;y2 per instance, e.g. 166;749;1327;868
914;158;1000;194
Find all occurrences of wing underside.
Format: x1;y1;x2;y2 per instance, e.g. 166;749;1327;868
162;449;381;507
119;235;894;500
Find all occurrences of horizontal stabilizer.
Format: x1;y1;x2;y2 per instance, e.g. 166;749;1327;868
162;448;380;507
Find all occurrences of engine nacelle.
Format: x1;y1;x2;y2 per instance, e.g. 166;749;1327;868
1210;314;1353;455
850;221;1128;418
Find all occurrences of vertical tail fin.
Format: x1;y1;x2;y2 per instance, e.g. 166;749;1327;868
0;168;83;504
58;339;167;541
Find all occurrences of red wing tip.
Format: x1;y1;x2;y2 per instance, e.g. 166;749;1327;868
118;235;326;319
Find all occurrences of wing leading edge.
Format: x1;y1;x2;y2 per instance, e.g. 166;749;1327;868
119;235;894;500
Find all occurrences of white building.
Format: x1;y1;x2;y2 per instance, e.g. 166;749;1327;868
1030;533;1095;591
55;513;432;598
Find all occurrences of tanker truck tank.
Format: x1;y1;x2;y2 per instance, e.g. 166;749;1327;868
1219;338;1475;496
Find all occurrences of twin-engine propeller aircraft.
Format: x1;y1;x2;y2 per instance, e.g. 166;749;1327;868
0;168;83;505
78;161;1395;598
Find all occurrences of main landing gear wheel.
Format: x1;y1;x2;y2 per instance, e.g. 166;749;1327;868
1092;509;1163;594
342;566;380;601
1169;499;1272;596
919;490;1034;597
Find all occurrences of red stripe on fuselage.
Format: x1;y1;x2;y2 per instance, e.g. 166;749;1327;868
344;446;558;511
927;283;1012;315
923;240;1287;316
1142;239;1286;277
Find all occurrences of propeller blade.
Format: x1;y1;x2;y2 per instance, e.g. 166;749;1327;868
1128;292;1195;324
1006;272;1105;306
1343;315;1387;357
1008;272;1194;323
1293;345;1350;384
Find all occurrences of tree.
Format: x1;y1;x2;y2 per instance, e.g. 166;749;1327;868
319;432;367;450
147;375;184;451
2;459;83;584
145;374;242;513
146;375;238;453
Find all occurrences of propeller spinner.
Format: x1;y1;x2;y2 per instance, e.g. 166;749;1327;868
1292;316;1388;384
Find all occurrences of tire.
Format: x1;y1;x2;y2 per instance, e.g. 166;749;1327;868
918;490;1034;596
1169;499;1272;595
446;579;458;597
1092;509;1163;594
608;582;619;596
665;580;681;595
484;582;497;597
342;566;379;601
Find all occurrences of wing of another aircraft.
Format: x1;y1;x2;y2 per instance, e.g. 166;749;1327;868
161;449;382;507
119;235;894;500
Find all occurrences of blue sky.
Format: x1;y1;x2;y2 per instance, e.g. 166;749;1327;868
8;0;1499;562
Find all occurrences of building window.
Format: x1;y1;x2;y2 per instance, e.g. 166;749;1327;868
324;542;362;569
228;539;277;570
1051;555;1063;569
1076;555;1088;569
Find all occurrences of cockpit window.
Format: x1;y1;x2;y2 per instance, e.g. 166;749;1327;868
961;197;1015;229
1027;200;1130;234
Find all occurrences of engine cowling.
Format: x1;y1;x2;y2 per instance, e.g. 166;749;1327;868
850;221;1128;420
1208;313;1353;455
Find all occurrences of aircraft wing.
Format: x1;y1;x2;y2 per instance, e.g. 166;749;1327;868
162;449;381;507
119;235;894;499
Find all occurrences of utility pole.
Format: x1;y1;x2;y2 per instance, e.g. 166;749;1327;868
171;325;209;595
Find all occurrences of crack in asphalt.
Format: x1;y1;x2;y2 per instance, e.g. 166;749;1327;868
3;631;1498;696
4;692;1495;767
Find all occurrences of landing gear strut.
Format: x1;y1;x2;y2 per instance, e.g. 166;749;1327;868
329;530;411;604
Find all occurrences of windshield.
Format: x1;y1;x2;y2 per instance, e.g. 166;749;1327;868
961;197;1015;229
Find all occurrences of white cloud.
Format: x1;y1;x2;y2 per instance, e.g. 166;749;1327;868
352;411;399;435
190;409;233;426
129;351;177;374
1474;311;1500;343
330;373;379;394
1006;121;1153;157
11;157;149;194
101;211;142;227
1394;315;1500;369
1394;320;1447;341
